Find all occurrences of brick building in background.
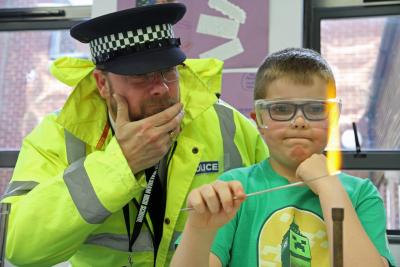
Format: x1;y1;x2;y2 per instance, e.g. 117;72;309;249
0;0;89;194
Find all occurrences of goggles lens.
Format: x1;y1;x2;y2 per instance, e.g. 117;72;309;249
255;98;341;128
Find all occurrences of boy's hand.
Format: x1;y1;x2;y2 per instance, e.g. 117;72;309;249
295;154;338;195
185;180;246;231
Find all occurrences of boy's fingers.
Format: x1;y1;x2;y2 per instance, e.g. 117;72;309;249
113;94;130;124
188;190;206;214
200;184;220;214
214;181;234;213
230;181;245;197
230;181;246;205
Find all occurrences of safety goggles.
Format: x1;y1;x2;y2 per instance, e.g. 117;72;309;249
254;98;342;128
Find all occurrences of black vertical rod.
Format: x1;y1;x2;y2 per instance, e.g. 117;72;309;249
352;122;362;154
332;207;344;267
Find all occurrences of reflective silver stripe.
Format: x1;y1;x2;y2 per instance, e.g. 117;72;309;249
214;103;243;171
169;230;182;250
1;130;85;200
63;130;111;224
85;231;154;252
1;181;38;199
63;158;112;224
65;129;86;164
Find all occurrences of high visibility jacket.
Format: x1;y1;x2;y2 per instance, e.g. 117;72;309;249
3;57;268;267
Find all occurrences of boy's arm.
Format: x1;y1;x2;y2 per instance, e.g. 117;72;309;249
172;225;222;267
170;181;246;267
319;177;388;266
297;154;389;267
317;178;389;266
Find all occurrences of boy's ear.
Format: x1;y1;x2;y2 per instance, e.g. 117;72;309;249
249;111;260;128
250;111;257;122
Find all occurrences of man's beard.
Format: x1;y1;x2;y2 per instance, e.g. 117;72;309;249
129;97;178;121
107;81;179;122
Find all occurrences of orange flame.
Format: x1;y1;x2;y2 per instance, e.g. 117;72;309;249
326;80;342;173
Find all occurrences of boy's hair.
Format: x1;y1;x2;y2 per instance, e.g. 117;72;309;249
254;48;335;100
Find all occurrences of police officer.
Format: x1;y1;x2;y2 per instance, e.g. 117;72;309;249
3;3;267;266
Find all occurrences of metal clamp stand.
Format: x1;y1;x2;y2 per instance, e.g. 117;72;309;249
0;203;11;267
332;207;344;267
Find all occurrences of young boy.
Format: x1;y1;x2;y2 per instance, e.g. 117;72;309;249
170;48;396;267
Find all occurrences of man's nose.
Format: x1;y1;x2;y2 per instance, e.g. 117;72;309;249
149;73;169;96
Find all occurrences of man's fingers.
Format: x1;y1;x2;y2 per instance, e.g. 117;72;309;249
113;94;130;124
150;107;184;140
156;113;183;139
146;102;183;127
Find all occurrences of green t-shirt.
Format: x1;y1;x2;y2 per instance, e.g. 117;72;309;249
211;159;396;267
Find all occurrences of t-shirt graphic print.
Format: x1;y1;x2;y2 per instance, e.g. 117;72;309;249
258;207;328;266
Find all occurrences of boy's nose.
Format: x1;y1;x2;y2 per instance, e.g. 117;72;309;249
290;110;309;129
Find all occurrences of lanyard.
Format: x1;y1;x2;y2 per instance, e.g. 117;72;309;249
122;141;177;265
123;165;159;253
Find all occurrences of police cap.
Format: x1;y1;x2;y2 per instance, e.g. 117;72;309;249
70;3;186;75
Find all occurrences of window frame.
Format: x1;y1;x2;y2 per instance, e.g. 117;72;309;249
0;151;19;168
304;2;400;169
304;1;400;238
0;6;91;31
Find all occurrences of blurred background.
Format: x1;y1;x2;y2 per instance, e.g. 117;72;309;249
0;0;399;265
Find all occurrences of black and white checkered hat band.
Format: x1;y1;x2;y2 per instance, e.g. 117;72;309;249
89;23;176;64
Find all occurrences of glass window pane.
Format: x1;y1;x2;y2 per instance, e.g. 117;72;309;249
0;0;93;8
321;16;400;150
345;170;400;230
0;30;90;150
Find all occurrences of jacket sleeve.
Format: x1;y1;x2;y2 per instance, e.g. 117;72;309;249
3;114;146;267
